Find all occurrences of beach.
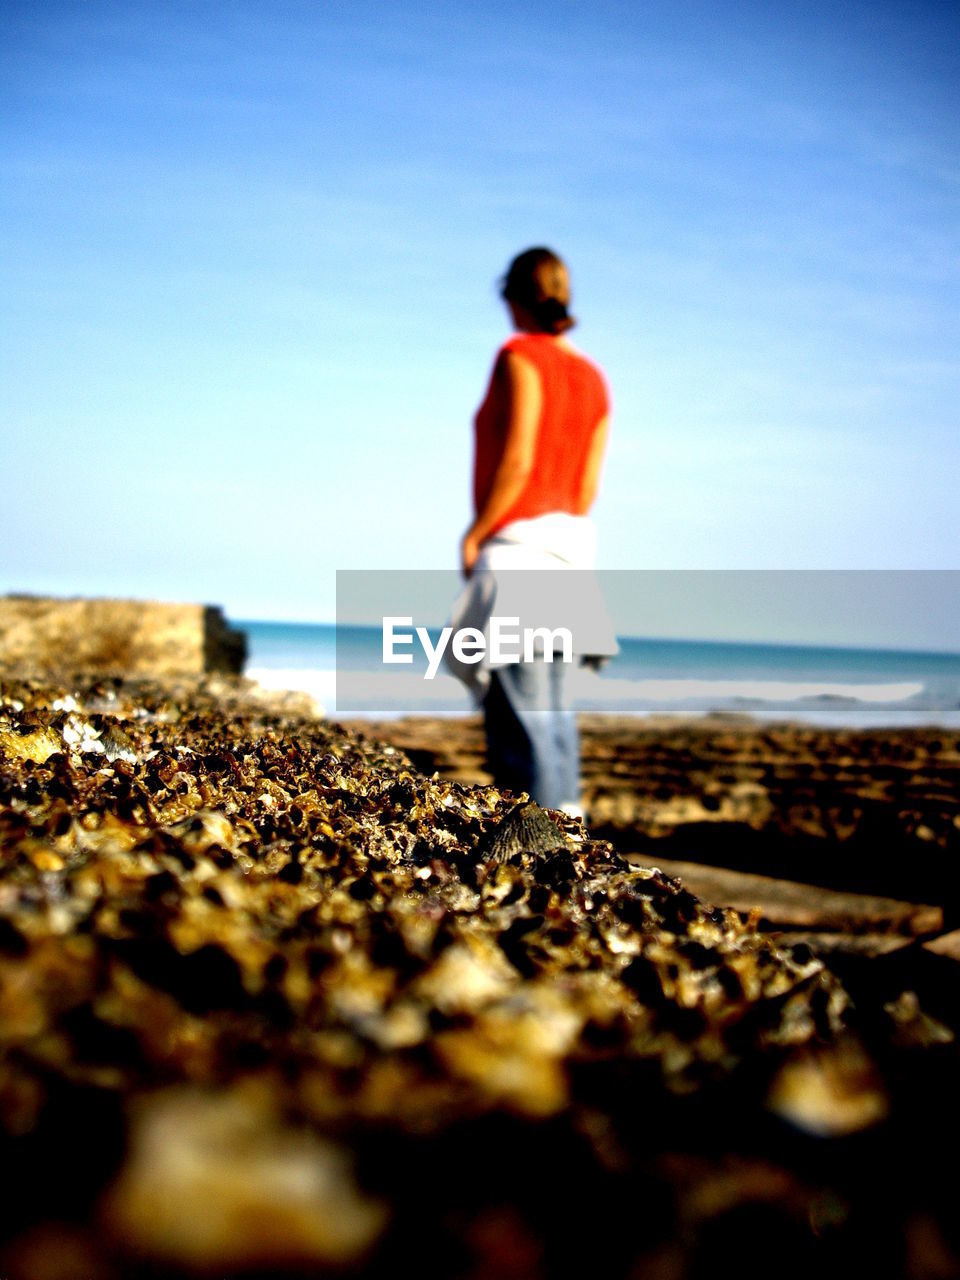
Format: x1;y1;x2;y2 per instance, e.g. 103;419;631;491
7;0;959;1270
1;674;959;1277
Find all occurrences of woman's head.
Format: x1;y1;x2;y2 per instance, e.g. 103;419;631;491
500;247;575;335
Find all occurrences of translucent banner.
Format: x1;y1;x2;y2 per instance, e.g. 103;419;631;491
322;570;960;724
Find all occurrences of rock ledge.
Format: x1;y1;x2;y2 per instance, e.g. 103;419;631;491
0;594;246;676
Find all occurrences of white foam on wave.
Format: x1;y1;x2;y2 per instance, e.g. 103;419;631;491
246;667;337;706
246;667;474;717
248;666;928;720
571;674;926;705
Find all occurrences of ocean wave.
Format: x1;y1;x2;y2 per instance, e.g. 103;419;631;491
247;666;943;720
574;676;926;705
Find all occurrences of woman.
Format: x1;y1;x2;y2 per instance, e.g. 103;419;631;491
452;247;616;816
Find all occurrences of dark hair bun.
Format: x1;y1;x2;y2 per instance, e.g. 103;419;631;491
533;296;575;335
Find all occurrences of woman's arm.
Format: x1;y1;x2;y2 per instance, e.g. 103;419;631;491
573;415;610;515
461;350;542;576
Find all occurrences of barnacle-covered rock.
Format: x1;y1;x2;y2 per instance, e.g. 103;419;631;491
483;800;570;864
101;1083;387;1269
0;723;64;764
766;1039;889;1136
0;674;947;1278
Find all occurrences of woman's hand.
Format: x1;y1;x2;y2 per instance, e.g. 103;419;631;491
461;528;481;579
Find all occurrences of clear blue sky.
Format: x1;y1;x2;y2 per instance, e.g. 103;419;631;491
2;0;958;633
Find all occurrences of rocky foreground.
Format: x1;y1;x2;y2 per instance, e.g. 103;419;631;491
368;713;960;905
0;678;959;1278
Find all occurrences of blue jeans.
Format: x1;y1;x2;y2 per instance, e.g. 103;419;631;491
483;657;579;811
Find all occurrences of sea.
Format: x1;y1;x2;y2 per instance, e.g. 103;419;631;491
242;621;960;728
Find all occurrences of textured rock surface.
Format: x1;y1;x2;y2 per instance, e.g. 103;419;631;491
0;595;246;677
1;676;959;1277
350;714;960;906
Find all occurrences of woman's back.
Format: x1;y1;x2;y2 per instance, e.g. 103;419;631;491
473;333;609;532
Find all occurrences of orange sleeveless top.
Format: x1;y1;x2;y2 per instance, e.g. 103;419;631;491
472;333;610;535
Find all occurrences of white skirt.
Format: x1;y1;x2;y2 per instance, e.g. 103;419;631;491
444;513;619;699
